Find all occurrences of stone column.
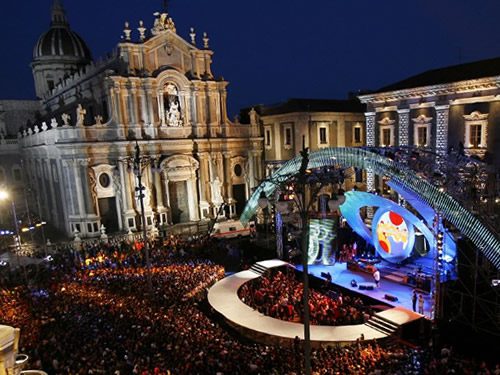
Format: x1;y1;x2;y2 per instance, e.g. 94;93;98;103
45;160;58;226
187;176;200;221
157;89;166;127
61;160;76;216
197;152;210;202
247;150;256;191
128;84;138;125
435;105;450;156
72;160;86;217
397;108;410;146
224;153;237;218
109;85;120;124
365;112;376;147
56;160;70;228
114;87;124;125
366;169;375;219
154;164;165;211
162;173;172;224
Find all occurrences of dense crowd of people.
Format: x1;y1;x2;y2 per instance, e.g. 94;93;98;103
1;235;499;374
239;268;368;325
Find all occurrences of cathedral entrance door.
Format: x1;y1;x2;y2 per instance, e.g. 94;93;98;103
233;184;246;215
169;181;189;224
98;197;119;233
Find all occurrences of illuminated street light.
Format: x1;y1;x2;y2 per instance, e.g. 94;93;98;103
0;189;27;282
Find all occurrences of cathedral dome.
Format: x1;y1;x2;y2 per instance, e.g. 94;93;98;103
34;28;91;60
33;0;91;61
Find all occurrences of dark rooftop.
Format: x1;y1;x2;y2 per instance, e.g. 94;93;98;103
374;56;500;94
239;98;365;123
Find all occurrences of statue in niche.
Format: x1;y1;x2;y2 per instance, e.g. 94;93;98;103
163;83;183;127
211;176;224;205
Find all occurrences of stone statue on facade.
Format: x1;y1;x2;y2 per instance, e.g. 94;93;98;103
62;113;71;127
167;99;182;127
76;104;86;127
94;115;103;126
164;83;183;127
211;176;224;205
152;12;176;35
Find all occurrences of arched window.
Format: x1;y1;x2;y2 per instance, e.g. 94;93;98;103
163;83;183;127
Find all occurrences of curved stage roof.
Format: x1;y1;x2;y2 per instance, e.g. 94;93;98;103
240;147;500;270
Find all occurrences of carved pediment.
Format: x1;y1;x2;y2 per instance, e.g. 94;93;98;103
463;111;488;121
377;117;395;126
412;114;433;125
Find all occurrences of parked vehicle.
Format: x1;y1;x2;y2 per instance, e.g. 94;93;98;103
211;220;254;239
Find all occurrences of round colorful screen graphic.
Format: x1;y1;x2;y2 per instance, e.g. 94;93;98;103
373;209;414;263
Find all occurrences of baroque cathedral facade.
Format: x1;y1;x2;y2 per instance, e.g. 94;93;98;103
3;1;263;238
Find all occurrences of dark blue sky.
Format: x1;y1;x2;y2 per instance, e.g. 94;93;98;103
2;0;500;116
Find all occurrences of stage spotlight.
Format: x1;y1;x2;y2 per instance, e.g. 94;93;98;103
492;279;500;287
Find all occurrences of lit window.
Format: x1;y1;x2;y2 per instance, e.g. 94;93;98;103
284;127;292;146
319;127;327;144
354;126;362;144
470;124;482;148
417;126;428;146
382;128;391;146
463;111;488;150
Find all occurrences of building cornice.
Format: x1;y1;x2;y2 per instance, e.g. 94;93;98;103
358;76;500;104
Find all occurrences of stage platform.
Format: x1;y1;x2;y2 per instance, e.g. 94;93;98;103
208;260;423;347
301;263;432;319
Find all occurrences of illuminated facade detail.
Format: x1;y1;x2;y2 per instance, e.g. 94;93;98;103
316;122;330;147
246;98;366;192
365;112;376;146
377;117;395;146
283;124;293;150
397;109;410;146
163;83;183;127
463;111;488;155
352;122;363;145
412;114;432;147
1;3;263;237
241;147;500;269
264;126;273;150
435;105;449;156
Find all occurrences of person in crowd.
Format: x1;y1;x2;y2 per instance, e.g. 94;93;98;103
412;289;417;312
373;268;381;288
418;293;425;315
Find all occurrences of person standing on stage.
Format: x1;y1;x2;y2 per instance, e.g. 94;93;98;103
418;294;425;315
373;268;380;288
412;290;417;312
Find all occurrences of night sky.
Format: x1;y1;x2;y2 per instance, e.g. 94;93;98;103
1;0;500;116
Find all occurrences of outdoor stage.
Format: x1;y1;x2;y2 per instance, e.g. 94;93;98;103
208;260;424;347
298;262;433;319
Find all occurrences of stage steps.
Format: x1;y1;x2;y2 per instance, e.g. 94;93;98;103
364;314;400;336
250;263;268;276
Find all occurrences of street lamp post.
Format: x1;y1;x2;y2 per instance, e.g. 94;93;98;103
0;190;27;283
297;141;312;375
133;141;153;295
260;139;312;375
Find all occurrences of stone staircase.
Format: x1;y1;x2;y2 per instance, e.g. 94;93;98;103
364;313;400;336
249;263;268;276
